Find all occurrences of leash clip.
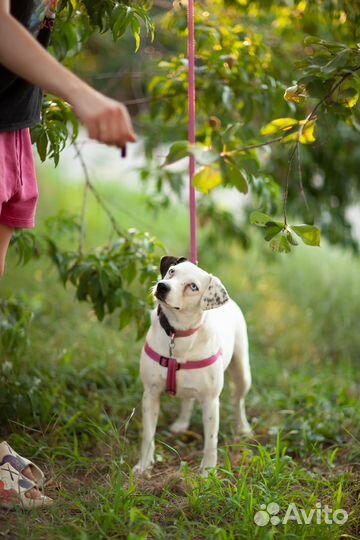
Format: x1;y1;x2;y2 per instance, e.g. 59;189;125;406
169;333;175;358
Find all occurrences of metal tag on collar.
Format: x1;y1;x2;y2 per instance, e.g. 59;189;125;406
169;333;176;358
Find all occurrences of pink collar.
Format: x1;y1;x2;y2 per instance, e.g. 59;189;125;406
144;341;222;395
173;326;200;338
157;305;201;339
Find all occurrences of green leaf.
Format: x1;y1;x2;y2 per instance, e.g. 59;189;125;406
130;16;141;52
231;155;259;177
261;118;299;136
36;131;48;162
94;302;105;321
189;144;220;165
338;88;359;108
76;275;89;301
264;222;283;241
303;35;324;46
161;141;189;167
250;211;274;227
193;165;223;194
286;230;299;246
302;77;335;100
291;225;321;246
89;275;101;302
11;230;41;266
99;270;109;296
224;158;249;194
303;37;345;53
321;49;351;74
299;122;316;144
111;5;130;41
269;231;292;253
222;123;242;144
123;260;137;284
133;6;155;41
281;121;316;145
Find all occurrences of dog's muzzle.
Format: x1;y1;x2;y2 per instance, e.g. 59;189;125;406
155;281;170;302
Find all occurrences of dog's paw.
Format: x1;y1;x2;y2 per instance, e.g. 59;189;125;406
170;420;190;434
237;421;253;437
132;462;142;477
199;464;217;478
132;462;152;479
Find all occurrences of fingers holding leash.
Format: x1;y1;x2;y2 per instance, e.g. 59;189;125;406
72;87;137;150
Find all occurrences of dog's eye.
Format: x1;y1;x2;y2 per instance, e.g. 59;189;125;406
189;283;199;291
168;268;175;276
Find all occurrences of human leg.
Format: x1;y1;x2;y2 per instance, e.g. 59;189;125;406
0;223;13;278
0;130;45;505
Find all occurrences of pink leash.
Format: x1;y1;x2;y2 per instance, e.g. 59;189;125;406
188;0;197;264
144;5;208;396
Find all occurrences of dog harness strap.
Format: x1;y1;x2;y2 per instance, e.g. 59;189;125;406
166;358;178;395
144;342;222;395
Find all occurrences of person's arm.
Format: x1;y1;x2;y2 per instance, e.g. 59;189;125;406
0;0;136;147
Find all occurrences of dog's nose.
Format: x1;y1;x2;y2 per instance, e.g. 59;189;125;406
156;281;170;300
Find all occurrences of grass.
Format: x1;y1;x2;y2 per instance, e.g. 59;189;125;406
0;167;360;539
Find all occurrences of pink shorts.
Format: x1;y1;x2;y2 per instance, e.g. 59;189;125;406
0;129;39;229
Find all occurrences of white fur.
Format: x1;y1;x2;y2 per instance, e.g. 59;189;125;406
133;261;252;476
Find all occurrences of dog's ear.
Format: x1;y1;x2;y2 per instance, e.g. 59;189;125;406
200;275;229;311
160;256;187;278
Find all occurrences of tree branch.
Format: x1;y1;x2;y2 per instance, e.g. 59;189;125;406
282;65;360;224
73;142;129;243
223;136;284;156
296;141;309;213
305;65;360;127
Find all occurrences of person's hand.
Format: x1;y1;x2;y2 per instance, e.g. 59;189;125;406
71;87;137;148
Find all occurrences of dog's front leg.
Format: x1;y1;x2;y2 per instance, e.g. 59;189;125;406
133;389;160;476
200;396;220;476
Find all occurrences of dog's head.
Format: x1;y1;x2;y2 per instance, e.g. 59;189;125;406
154;256;229;312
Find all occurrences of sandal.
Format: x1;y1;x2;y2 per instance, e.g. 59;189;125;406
0;441;45;489
0;463;52;509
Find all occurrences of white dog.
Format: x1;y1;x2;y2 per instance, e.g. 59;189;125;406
133;256;252;476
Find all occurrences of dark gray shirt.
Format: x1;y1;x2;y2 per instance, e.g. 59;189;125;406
0;0;54;132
